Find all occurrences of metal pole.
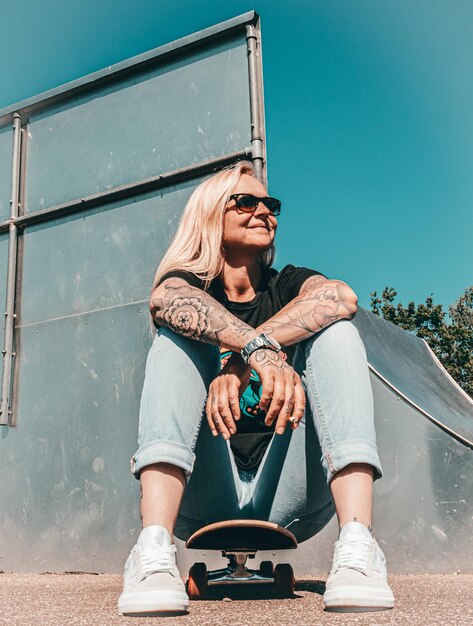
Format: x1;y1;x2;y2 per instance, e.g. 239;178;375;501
1;113;21;425
246;22;267;187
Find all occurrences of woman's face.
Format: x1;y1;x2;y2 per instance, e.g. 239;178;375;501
222;173;278;256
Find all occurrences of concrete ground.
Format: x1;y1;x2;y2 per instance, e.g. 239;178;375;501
1;573;472;626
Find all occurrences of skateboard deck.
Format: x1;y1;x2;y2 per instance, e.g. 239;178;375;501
185;519;298;598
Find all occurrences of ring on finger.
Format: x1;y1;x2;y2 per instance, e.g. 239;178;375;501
288;416;300;425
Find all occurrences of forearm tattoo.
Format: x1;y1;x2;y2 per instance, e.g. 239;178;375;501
261;277;356;341
150;280;255;348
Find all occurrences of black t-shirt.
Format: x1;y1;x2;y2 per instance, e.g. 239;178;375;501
155;264;326;470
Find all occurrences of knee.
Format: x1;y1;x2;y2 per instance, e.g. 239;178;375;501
304;319;366;360
151;327;221;381
157;325;218;356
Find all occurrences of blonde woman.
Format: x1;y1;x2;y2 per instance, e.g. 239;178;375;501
118;160;394;615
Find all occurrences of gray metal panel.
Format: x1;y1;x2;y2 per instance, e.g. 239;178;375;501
368;372;473;573
0;179;215;571
26;36;250;212
352;308;473;444
0;304;148;572
0;127;12;221
19;182;198;325
1;180;202;571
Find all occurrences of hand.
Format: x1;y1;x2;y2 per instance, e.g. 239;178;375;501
248;348;306;435
205;353;251;439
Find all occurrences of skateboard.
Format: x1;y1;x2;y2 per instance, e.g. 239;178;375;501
185;519;297;599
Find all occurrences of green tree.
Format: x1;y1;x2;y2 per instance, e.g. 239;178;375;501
369;286;473;398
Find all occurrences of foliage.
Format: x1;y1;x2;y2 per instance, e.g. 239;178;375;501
369;286;473;398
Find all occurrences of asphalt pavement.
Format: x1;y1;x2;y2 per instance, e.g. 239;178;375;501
1;572;472;626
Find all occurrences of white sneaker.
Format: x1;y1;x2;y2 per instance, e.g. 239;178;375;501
117;525;189;616
323;521;395;612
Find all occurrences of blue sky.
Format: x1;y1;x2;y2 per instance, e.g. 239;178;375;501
1;0;471;310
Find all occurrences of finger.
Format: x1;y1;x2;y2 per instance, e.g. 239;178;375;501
206;392;218;437
275;381;296;434
213;414;231;439
211;391;232;440
228;385;241;422
264;377;285;427
259;376;274;415
216;387;237;435
291;376;306;425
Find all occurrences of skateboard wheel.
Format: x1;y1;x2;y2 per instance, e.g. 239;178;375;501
259;560;274;577
187;562;208;599
274;563;295;596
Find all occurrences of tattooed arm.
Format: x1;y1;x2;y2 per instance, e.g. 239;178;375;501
150;277;306;436
255;275;358;347
149;277;261;351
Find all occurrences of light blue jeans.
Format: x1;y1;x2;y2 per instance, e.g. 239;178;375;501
130;319;382;543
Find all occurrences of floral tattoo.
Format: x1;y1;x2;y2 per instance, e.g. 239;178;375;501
151;280;254;345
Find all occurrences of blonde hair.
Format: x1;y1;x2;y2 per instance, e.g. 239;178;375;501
147;160;275;334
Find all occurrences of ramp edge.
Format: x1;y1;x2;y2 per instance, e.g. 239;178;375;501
421;338;473;407
368;364;473;450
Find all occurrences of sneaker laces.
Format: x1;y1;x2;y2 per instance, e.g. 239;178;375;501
333;538;372;575
141;544;177;579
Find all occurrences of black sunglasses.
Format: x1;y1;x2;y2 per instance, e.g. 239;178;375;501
227;193;281;216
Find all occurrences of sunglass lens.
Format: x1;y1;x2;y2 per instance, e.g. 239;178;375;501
263;198;281;215
236;194;258;210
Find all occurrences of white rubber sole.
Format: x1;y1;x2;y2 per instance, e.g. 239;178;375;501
323;585;395;612
118;589;189;616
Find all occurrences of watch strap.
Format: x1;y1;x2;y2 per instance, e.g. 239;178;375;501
241;333;282;365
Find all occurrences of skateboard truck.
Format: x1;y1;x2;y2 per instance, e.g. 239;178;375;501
223;551;255;579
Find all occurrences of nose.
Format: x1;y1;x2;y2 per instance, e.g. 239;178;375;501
253;200;271;217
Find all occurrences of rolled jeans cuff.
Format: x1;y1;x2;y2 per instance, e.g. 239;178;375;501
323;439;383;485
130;439;195;481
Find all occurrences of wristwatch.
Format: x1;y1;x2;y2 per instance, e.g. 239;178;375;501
241;333;282;365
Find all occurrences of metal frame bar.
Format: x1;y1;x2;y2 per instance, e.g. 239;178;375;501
0;148;252;232
1;114;21;425
0;11;267;427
